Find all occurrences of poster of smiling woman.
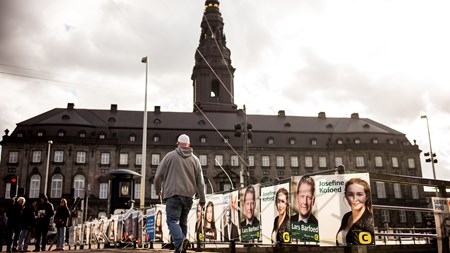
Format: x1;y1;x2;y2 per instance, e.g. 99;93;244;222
315;173;375;246
260;182;290;244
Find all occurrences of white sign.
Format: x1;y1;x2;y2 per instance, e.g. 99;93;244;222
431;197;450;213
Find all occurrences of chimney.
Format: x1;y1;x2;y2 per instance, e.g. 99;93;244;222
351;113;359;119
155;105;161;113
318;112;326;119
278;110;286;117
111;104;118;112
67;103;74;110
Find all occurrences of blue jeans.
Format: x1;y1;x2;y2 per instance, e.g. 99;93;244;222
56;226;65;249
165;196;193;252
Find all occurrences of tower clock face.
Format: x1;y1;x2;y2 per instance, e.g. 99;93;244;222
121;184;129;196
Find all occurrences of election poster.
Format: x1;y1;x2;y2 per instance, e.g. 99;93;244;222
203;194;224;241
240;184;261;241
153;204;170;243
187;198;202;242
221;191;240;242
315;173;375;246
290;175;319;244
145;208;155;242
260;182;290;244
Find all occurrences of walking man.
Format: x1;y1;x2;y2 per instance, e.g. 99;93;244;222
154;134;206;253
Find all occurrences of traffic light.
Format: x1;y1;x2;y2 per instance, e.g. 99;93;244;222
10;176;17;198
247;123;252;139
424;152;438;163
234;124;242;137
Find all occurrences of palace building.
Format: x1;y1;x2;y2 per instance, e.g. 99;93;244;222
0;0;427;228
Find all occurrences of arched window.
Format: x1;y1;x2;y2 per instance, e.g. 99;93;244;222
50;174;63;198
74;175;85;198
29;174;41;198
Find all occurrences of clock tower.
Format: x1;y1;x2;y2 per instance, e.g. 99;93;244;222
192;0;237;113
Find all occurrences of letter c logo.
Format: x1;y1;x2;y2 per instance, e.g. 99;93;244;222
359;232;372;244
282;232;290;242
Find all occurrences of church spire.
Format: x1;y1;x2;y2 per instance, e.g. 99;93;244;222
192;0;237;113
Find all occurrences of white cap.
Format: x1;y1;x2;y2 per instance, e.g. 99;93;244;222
177;134;190;144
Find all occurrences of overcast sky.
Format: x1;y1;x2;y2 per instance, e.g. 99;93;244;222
0;0;449;180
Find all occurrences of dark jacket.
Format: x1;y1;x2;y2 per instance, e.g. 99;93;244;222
36;201;54;226
272;215;290;243
6;201;23;229
336;208;375;245
54;205;70;228
20;205;36;230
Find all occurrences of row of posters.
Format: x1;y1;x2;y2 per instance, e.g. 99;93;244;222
146;173;375;247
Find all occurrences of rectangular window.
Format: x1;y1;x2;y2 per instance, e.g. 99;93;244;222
290;156;299;167
355;156;365;167
9;151;18;163
411;185;419;199
99;183;108;199
305;156;313;168
231;155;239;167
5;183;11;199
375;156;383;167
119;153;128;165
376;181;386;198
32;151;42;163
399;210;407;223
393;183;402;199
134;183;141;200
54;151;64;163
76;151;86;164
151;184;158;199
335;156;343;167
392;157;399;168
214;155;223;166
151;154;160;166
199;155;207;166
101;153;110;165
135;154;142;165
408;158;415;169
381;210;390;223
248;155;255;167
319;156;327;168
276;156;284;167
247;155;255;167
415;211;422;223
262;155;270;167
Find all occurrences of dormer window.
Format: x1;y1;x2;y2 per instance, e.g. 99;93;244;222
129;135;136;142
58;130;65;137
289;138;295;145
337;139;343;144
310;138;317;146
37;131;44;137
79;131;86;138
153;134;160;142
200;136;207;143
99;133;106;139
354;138;361;144
372;138;378;144
267;137;274;145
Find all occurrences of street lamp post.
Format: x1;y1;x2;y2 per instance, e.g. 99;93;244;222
421;115;437;180
140;56;149;209
44;140;53;195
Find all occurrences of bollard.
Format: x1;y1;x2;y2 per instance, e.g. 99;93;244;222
230;239;236;253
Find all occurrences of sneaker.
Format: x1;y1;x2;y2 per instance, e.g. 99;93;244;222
177;238;189;253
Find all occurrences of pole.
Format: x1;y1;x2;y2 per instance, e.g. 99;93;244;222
422;115;437;180
140;56;148;209
44;140;53;195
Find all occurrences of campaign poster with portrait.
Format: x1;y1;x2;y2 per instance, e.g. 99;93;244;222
221;191;240;242
155;204;170;243
203;194;224;241
239;184;261;241
290;175;319;244
261;182;290;244
106;214;119;243
146;208;155;242
187;199;202;242
315;173;375;246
